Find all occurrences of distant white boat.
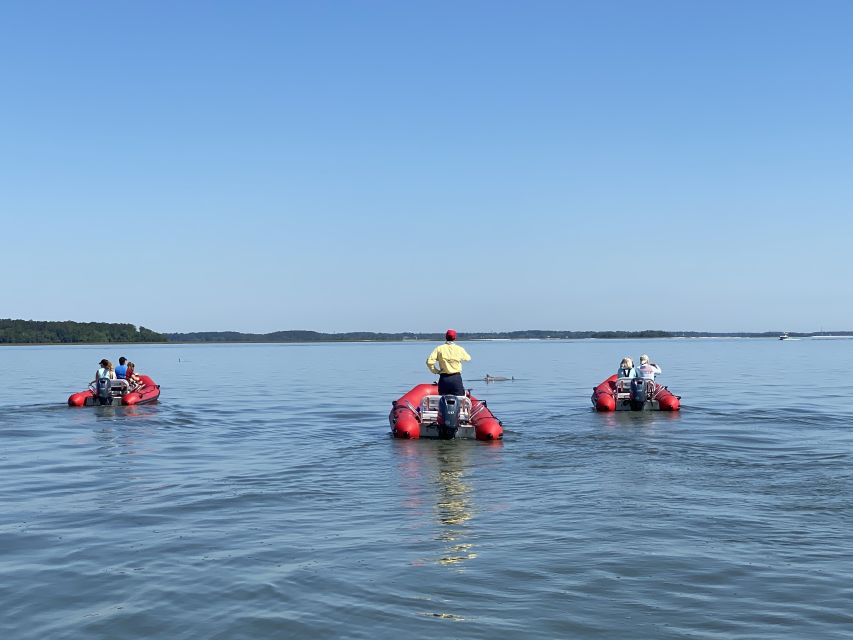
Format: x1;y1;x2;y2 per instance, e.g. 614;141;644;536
779;332;790;340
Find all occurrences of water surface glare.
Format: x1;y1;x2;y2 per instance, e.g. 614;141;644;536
1;339;852;638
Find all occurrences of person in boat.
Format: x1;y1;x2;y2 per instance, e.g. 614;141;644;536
635;354;662;381
126;361;142;386
92;359;117;405
93;359;116;383
426;329;471;396
114;356;129;379
617;357;636;378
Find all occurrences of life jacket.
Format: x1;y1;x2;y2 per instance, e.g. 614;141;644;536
114;365;128;379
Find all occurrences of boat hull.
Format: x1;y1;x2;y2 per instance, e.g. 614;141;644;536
68;375;161;407
592;374;680;412
389;383;503;440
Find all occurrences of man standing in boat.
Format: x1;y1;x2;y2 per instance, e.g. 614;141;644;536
426;329;471;396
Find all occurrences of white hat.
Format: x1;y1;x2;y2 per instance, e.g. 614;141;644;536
639;354;649;363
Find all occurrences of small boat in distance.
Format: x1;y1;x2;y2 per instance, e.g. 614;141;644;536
779;332;790;340
68;374;161;406
591;375;680;412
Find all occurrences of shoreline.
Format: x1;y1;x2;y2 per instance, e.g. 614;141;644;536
1;335;847;347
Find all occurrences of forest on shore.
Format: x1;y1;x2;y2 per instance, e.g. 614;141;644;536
2;319;850;344
0;320;166;344
166;329;782;342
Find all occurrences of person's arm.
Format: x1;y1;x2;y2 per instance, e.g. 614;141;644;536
461;347;471;362
653;364;662;375
426;347;441;374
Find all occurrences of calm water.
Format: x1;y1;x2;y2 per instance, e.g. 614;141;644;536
1;339;852;639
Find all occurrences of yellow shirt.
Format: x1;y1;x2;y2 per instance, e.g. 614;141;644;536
426;342;471;375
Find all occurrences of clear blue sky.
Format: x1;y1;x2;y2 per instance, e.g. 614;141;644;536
2;1;851;333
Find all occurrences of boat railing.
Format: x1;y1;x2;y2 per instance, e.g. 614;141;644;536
88;379;131;397
420;395;472;424
614;377;633;399
614;377;656;400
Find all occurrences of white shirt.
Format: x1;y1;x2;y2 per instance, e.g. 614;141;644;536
636;363;662;380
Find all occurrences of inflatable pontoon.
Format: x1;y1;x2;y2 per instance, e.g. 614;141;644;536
591;375;680;412
389;383;503;440
68;374;161;407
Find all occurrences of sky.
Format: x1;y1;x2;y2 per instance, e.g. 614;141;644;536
1;1;851;334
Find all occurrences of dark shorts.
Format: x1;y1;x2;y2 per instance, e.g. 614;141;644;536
438;373;465;396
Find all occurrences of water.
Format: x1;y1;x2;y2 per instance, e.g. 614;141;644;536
1;338;852;639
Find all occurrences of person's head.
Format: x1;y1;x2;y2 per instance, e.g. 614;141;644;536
99;359;113;370
119;357;127;365
620;356;633;369
445;329;457;342
639;354;649;364
127;361;135;371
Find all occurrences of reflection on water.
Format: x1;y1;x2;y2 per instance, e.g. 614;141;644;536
4;341;853;639
434;445;476;566
394;440;478;568
92;403;162;420
597;408;683;430
89;405;162;457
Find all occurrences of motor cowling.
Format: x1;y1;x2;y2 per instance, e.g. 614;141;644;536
630;378;649;410
96;377;113;405
437;395;462;439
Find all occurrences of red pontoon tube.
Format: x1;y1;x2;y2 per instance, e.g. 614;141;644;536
592;374;680;412
68;374;161;407
390;383;503;440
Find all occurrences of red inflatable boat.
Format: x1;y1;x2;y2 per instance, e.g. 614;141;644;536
591;375;680;412
68;374;161;407
389;383;503;440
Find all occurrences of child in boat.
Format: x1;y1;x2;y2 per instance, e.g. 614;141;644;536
126;361;143;387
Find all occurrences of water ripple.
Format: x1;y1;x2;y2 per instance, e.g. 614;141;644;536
1;341;853;639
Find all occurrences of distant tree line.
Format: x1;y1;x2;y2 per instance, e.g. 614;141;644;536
0;319;166;344
2;320;851;344
165;329;853;342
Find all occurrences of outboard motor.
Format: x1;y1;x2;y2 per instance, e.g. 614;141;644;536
437;395;462;439
629;378;649;411
96;377;113;406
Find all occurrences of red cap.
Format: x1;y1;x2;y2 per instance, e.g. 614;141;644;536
445;329;457;340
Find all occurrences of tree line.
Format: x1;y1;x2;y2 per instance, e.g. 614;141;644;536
166;329;679;342
0;319;166;344
166;329;847;342
2;320;851;344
